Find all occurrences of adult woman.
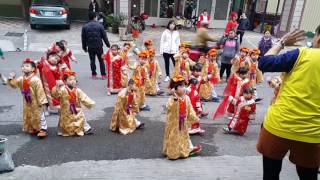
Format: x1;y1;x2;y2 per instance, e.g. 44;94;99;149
196;10;211;29
237;13;250;44
160;20;181;82
89;0;100;17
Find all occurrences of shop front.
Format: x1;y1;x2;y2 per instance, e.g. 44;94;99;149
130;0;232;28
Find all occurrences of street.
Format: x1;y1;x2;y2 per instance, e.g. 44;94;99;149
0;20;299;180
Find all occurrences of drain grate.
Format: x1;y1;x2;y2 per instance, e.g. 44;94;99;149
5;32;24;37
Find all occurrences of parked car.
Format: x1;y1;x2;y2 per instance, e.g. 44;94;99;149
29;0;71;29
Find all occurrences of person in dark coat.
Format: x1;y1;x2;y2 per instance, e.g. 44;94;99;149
81;12;110;79
237;13;250;44
258;30;273;56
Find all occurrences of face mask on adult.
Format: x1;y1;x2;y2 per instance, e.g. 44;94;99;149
169;24;175;30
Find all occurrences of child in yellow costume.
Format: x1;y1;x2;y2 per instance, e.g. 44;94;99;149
53;70;95;136
173;48;194;82
7;58;48;138
132;50;151;111
249;48;263;102
199;48;220;102
110;79;145;135
145;48;164;96
231;47;250;74
163;74;202;160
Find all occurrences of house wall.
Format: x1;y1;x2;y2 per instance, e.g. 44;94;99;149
300;0;320;32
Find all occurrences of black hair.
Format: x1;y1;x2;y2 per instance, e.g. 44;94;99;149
191;63;202;72
89;12;98;21
243;87;254;94
316;25;320;36
60;40;67;44
166;20;177;30
169;79;185;90
46;51;59;60
237;67;249;75
203;9;208;13
63;74;69;81
56;41;65;52
123;42;131;47
128;79;134;86
263;30;271;34
111;44;119;50
189;78;198;85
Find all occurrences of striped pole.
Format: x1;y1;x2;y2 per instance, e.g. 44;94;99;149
23;29;28;51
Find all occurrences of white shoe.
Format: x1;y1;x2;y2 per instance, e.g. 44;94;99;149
164;76;170;82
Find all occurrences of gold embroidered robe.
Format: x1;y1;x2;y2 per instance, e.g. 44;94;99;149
110;88;139;135
163;95;199;160
52;87;95;136
8;75;47;132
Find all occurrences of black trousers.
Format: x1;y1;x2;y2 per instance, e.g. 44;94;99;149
237;31;245;44
220;63;232;80
88;47;106;76
263;156;319;180
163;53;176;77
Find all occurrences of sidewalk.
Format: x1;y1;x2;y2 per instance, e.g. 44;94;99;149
0;18;265;55
1;156;297;180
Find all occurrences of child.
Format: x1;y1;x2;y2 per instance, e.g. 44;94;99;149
267;75;283;105
258;30;273;56
52;70;95;136
249;48;263;102
231;47;250;74
199;48;220;102
121;66;129;88
145;48;163;96
110;79;145;135
144;39;154;51
220;29;240;81
163;75;202;160
132;50;151;111
37;51;62;114
213;67;251;120
173;48;193;82
104;44;124;95
120;42;133;67
7;58;48;138
223;87;256;135
224;12;238;35
60;40;78;69
187;78;206;135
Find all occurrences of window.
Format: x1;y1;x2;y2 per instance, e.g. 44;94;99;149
160;0;174;18
32;0;64;6
198;0;212;16
144;0;158;17
214;0;230;20
184;0;197;19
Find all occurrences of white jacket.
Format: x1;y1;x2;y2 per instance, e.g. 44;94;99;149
160;29;180;54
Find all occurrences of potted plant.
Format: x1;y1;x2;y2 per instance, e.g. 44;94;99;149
118;13;128;39
0;138;7;155
104;15;114;31
131;22;140;38
111;15;121;34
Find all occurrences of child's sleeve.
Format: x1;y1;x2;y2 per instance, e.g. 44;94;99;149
186;97;199;124
34;79;48;105
78;89;95;109
8;76;22;89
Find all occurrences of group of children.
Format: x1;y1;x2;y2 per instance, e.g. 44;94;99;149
1;36;275;161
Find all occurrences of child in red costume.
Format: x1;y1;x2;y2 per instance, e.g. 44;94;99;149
59;40;77;69
223;87;256;135
224;12;238;35
187;78;206;135
104;44;124;95
213;67;250;120
37;51;62;114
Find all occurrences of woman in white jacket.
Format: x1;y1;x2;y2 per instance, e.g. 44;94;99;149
160;20;181;82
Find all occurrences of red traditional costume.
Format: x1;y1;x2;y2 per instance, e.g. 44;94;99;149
196;14;211;28
213;73;250;119
37;56;61;110
224;96;256;135
60;48;76;69
104;50;124;94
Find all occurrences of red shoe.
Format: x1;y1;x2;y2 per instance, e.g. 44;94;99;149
101;75;107;80
190;145;202;156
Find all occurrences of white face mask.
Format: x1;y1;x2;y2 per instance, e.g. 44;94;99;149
169;24;175;30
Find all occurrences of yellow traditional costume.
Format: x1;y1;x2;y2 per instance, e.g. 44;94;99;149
52;71;95;136
163;75;201;160
199;49;220;100
132;50;150;108
173;48;194;81
231;47;251;74
145;48;162;95
110;87;141;135
8;72;47;133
